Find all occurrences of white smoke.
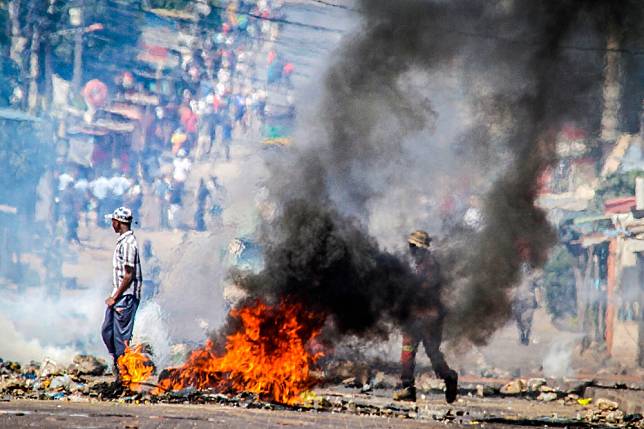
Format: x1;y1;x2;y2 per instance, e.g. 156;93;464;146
0;315;79;364
542;336;577;378
154;140;270;344
132;301;173;370
0;286;106;365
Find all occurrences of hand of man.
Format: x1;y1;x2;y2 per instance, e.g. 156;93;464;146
105;297;116;307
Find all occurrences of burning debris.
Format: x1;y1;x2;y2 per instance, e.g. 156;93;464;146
117;345;155;391
154;300;323;404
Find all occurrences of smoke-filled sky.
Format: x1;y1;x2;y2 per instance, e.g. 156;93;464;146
238;0;644;346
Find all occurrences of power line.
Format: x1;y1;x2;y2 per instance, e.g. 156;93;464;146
302;1;644;56
441;26;644;56
208;4;344;34
26;2;644;56
307;0;355;11
96;3;346;34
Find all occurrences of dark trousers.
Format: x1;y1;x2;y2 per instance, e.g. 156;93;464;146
194;207;206;231
400;313;451;387
101;295;139;360
513;301;535;345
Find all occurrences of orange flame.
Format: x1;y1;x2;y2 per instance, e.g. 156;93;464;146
156;300;323;404
118;344;155;390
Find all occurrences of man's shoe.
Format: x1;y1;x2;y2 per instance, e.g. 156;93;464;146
444;370;458;403
393;386;416;402
112;363;123;385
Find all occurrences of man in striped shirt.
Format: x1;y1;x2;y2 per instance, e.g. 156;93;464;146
101;207;143;381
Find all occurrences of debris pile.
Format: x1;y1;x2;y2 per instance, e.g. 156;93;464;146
0;356;112;402
68;355;108;377
583;398;643;428
2;356;643;427
455;377;590;400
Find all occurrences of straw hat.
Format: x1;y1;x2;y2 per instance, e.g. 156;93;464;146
408;230;431;249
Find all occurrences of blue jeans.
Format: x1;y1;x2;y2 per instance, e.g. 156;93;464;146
101;294;139;359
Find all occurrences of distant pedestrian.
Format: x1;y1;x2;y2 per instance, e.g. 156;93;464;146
90;175;111;227
512;241;541;346
60;183;80;244
194;178;211;231
126;181;143;222
221;112;233;160
141;240;161;301
512;263;539;345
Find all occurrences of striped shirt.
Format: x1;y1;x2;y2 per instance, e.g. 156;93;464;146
112;230;143;299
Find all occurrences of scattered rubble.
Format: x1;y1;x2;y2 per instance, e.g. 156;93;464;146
479;367;513;379
0;360;21;375
418;373;445;392
38;359;64;378
68;355;107;377
500;379;525;395
527;377;547;392
323;360;372;387
371;371;397;389
597;398;621;411
1;355;643;428
536;391;558;402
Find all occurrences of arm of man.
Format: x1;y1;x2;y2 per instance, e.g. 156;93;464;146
105;240;137;308
105;266;134;308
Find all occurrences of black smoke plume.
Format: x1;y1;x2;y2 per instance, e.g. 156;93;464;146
235;199;428;336
443;0;643;344
229;0;644;346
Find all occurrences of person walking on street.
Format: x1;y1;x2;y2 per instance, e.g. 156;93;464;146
141;240;161;301
512;241;541;346
194;178;211;231
393;230;458;403
101;207;143;384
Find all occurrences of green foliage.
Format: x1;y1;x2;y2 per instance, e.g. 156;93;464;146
541;245;577;319
594;170;643;202
586;170;643;212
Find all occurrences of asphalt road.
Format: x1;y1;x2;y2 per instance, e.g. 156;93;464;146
0;399;490;429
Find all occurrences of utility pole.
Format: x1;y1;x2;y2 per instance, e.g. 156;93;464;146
27;27;41;113
600;23;622;142
8;0;25;69
69;5;84;93
44;40;53;111
8;0;28;109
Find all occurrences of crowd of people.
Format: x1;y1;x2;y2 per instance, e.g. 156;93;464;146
51;0;291;242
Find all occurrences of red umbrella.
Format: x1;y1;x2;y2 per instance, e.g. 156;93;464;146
83;79;108;108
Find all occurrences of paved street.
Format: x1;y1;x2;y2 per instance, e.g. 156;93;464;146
0;399;483;429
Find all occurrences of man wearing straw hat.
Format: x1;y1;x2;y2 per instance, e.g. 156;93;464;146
393;230;458;403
